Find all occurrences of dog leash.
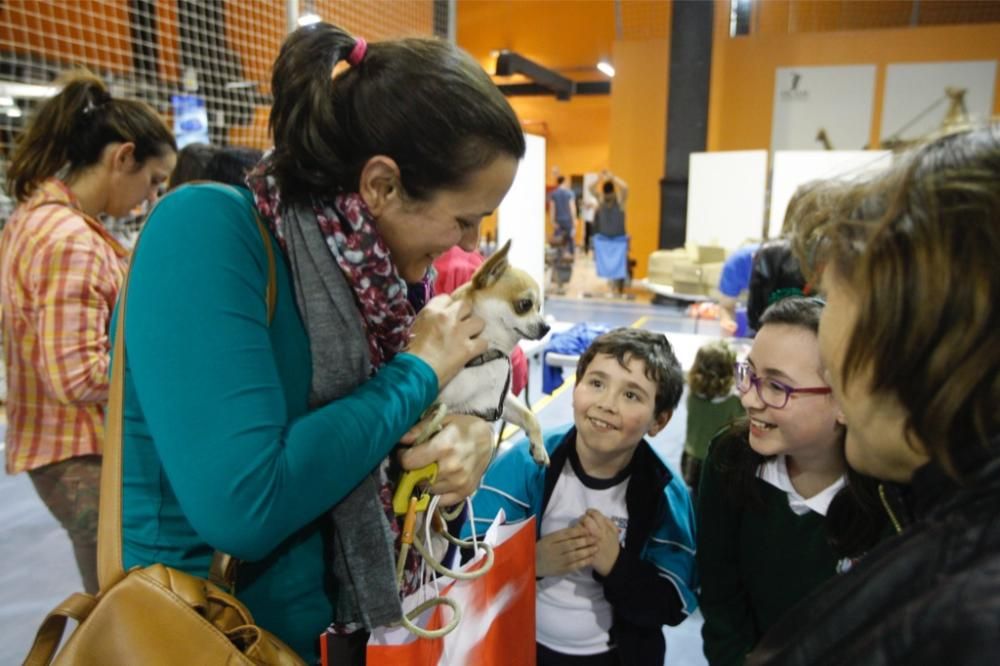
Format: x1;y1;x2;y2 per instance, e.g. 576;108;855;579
392;404;495;640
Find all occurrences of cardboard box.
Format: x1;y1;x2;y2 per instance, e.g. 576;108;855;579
694;245;727;264
672;261;704;285
647;249;691;286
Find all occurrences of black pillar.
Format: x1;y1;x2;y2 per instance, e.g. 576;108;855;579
659;0;714;249
129;0;159;86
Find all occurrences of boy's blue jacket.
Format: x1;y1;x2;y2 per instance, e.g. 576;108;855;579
466;424;698;665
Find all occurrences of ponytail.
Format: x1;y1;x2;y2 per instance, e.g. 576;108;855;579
8;69;175;202
268;23;358;203
267;22;525;206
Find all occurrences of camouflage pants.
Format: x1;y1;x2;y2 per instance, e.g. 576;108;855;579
28;455;101;594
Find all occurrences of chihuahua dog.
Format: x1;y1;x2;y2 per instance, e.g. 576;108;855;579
438;240;551;466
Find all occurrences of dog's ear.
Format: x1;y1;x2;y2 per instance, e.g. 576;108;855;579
471;239;511;290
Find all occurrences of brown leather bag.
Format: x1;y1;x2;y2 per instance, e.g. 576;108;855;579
23;192;304;666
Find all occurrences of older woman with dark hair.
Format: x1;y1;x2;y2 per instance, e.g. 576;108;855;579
748;125;1000;664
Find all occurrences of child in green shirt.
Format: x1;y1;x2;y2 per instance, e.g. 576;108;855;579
682;340;745;499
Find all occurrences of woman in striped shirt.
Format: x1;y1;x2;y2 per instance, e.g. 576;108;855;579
0;70;176;593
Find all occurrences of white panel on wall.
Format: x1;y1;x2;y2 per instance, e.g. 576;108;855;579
881;60;997;145
686;150;768;249
771;65;877;152
497;133;547;304
769;150;893;237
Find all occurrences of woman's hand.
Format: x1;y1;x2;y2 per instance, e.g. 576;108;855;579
406;295;487;388
397;413;494;506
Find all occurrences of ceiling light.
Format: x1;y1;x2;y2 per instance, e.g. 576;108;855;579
297;12;321;27
5;106;22;118
597;61;615;78
0;82;58;99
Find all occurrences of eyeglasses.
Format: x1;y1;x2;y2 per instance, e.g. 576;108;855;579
733;362;832;410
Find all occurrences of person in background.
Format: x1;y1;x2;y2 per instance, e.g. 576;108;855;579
469;328;697;666
115;22;524;663
681;340;744;499
205;146;264;188
749;125;1000;665
745;180;852;332
581;182;598;254
592;178;630;298
590;169;629;208
716;242;760;336
168;143;264;190
697;297;887;665
167;142;216;190
0;70;176;594
548;175;577;256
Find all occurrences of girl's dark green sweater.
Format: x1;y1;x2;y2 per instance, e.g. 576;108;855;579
696;441;842;666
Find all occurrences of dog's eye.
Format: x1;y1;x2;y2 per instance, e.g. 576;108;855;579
515;299;533;314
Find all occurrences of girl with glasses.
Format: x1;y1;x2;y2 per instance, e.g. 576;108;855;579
695;297;887;665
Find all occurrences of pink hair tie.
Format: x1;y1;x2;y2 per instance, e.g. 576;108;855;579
348;38;367;66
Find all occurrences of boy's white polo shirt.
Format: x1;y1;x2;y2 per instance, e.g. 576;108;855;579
536;447;632;656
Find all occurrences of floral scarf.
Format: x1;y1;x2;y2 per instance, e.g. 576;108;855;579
247;161;414;370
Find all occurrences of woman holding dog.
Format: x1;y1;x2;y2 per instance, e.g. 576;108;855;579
748;125;1000;663
116;23;524;662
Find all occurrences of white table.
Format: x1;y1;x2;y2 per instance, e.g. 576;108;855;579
636;279;712;304
543;331;751;373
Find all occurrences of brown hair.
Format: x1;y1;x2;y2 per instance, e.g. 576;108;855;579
780;178;855;237
576;328;684;417
267;23;525;205
795;125;1000;479
688;340;736;399
7;70;176;202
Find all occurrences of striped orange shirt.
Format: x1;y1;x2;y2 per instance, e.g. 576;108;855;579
1;178;128;474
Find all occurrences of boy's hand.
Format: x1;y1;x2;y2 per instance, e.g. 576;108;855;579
580;509;621;577
536;525;598;578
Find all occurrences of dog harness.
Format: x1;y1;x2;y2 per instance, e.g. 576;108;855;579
464;349;512;421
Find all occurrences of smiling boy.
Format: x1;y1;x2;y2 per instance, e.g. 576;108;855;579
469;328;697;666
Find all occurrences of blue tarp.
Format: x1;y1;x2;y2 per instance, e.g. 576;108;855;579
593;234;629;280
542;322;612;394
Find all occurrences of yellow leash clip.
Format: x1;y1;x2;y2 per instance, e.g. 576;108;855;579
392;404;448;515
393;462;437;515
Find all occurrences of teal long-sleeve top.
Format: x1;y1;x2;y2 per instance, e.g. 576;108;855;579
115;184;438;661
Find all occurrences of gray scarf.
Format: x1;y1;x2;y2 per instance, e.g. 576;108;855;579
280;202;402;629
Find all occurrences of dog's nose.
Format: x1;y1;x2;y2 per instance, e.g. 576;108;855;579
538;322;551;338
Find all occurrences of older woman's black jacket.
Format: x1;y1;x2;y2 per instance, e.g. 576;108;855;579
746;456;1000;666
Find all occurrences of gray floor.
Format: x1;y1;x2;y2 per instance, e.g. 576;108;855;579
0;295;710;665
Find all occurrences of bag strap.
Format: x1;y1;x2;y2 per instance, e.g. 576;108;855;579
97;186;277;590
23;593;99;666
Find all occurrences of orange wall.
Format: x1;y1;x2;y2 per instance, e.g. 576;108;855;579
708;0;1000;151
458;1;615;75
457;0;614;179
457;0;672;277
609;36;670;279
508;95;611;178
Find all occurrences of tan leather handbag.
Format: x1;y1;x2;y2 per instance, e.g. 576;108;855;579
23;193;304;666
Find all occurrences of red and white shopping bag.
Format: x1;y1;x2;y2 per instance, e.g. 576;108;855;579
366;513;536;666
